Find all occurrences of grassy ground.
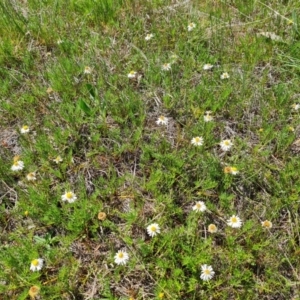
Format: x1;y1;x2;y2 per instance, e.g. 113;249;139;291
1;0;300;299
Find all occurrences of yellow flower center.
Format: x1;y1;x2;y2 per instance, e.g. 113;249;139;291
66;192;73;199
204;269;211;275
195;137;201;143
13;156;20;163
54;156;62;162
231;217;237;223
208;224;217;232
28;285;40;297
22;126;29;130
118;253;124;259
262;220;272;228
98;212;107;221
150;226;157;232
224;167;231;173
13;161;20;166
32;259;39;266
224;140;230;145
159;116;165;121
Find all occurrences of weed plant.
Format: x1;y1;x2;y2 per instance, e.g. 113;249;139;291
0;0;300;299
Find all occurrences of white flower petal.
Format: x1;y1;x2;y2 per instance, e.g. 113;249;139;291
61;191;77;203
11;160;24;171
191;137;204;146
192;201;206;212
114;250;129;265
30;258;44;272
147;223;160;237
156;116;168;125
220;139;233;151
161;63;171;71
227;215;242;228
200;264;215;281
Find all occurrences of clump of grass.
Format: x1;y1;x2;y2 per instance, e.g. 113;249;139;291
1;0;300;299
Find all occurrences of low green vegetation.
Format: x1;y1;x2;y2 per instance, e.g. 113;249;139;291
1;0;300;299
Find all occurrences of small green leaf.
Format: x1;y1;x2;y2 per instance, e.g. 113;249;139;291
86;83;96;99
78;98;92;116
17;289;30;300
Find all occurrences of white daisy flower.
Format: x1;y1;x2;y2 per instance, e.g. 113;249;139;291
227;215;242;228
207;224;218;233
191;137;204;146
161;63;171;71
219;139;233;151
30;258;44;272
61;191;77;203
229;167;239;175
26;172;36;181
187;22;196;31
53;155;63;164
220;72;230;79
114;250;129;265
261;220;272;229
292;103;300;111
84;66;92;74
224;166;239;175
156;116;168;125
200;264;215;281
204;114;213;122
20;125;30;134
127;70;137;79
203;64;214;70
11;160;24;171
145;33;154;41
192;201;206;212
147;223;160;237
